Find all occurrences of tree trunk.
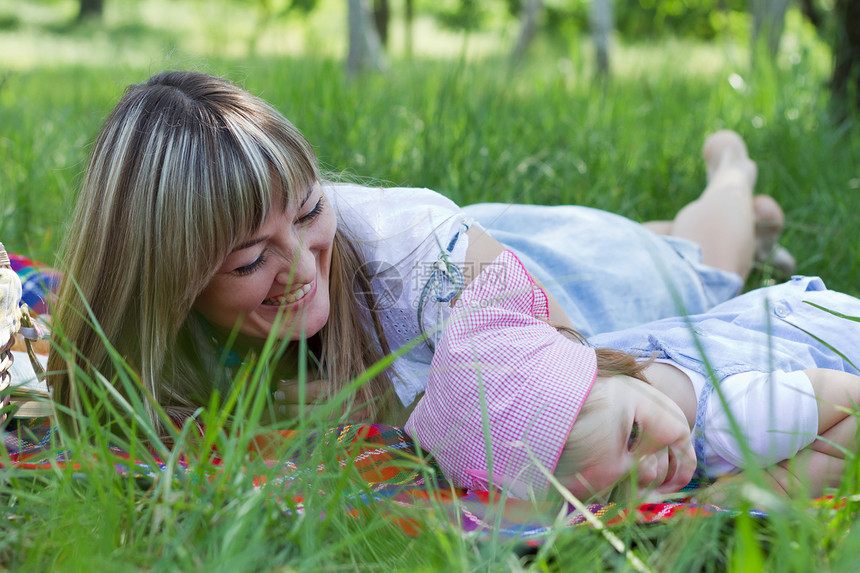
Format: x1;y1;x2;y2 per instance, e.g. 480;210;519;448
78;0;104;21
510;0;542;63
404;0;414;59
373;0;390;48
799;0;824;32
347;0;387;78
750;0;790;66
832;0;860;114
590;0;613;78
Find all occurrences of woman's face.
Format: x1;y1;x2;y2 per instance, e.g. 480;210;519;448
194;183;337;343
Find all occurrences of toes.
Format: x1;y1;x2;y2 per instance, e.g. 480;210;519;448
753;194;785;228
756;244;797;278
703;130;749;180
753;195;785;261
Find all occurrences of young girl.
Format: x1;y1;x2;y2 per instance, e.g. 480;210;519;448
406;249;860;502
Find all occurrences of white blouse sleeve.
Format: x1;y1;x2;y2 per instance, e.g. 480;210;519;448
704;369;819;473
324;182;473;406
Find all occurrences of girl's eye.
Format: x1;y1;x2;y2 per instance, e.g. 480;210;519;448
627;421;641;451
233;253;267;276
299;197;325;224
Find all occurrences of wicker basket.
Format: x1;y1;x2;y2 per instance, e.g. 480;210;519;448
0;337;12;426
0;242;18;426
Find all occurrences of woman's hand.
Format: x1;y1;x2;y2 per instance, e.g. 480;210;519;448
271;378;328;420
270;378;404;424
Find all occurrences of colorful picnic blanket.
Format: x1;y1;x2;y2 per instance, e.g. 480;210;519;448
2;417;744;543
0;251;750;542
7;252;59;316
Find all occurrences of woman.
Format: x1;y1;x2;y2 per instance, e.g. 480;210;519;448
47;71;790;432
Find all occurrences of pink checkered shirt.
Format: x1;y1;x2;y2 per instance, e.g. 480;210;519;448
405;250;597;499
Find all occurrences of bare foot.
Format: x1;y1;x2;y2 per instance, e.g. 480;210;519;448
753;194;784;256
753;195;796;277
703;131;795;278
703;130;758;187
666;130;761;279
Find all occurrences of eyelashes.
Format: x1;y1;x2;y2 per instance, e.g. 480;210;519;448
233;252;267;276
299;197;325;224
627;420;641;451
231;197;326;277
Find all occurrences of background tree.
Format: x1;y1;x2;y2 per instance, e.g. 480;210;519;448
790;0;860;116
511;0;542;63
78;0;104;21
799;0;824;29
831;0;860;115
246;0;319;56
750;0;790;66
373;0;390;47
347;0;387;77
613;0;746;39
369;0;415;57
433;0;484;30
404;0;415;58
591;0;613;77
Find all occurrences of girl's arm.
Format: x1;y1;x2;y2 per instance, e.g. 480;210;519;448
763;369;860;496
760;413;855;498
805;368;860;452
705;369;860;501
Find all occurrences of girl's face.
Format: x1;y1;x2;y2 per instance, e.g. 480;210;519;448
194;183;337;343
563;375;697;500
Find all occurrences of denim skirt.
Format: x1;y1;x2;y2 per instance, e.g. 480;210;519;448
462;203;743;337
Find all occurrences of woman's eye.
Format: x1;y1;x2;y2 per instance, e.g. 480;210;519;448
299;197;325;224
233;253;267;276
627;421;641;451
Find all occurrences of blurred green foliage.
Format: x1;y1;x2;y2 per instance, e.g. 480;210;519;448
617;0;750;39
430;0;752;39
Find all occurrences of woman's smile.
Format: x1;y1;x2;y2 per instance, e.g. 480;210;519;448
263;278;316;307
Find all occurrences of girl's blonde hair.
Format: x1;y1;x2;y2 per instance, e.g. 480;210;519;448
552;346;652;499
49;71;395;434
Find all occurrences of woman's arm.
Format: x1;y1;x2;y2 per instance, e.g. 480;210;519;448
464;227;576;331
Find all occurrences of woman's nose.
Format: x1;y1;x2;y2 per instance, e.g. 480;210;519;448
275;268;294;286
275;247;313;287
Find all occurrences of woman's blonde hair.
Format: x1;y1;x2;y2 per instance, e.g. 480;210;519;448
49;71;395;435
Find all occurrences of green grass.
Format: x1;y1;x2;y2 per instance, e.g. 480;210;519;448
2;2;860;571
2;21;857;294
